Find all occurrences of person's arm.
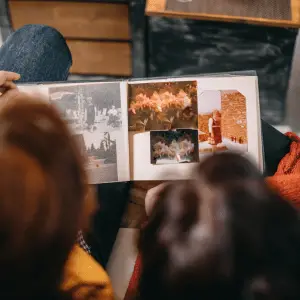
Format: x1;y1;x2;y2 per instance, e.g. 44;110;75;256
208;118;213;134
145;183;169;216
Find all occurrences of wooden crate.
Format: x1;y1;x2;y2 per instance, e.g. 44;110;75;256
67;40;131;76
9;1;130;40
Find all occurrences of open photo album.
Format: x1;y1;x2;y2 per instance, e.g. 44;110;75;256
19;75;263;183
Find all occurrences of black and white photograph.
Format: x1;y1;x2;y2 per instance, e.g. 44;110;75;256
84;131;118;184
49;82;122;134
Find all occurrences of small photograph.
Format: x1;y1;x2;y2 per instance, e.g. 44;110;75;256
198;90;248;154
128;81;198;131
150;129;199;165
49;83;122;134
84;132;118;183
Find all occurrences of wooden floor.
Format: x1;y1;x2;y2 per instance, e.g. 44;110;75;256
9;0;132;76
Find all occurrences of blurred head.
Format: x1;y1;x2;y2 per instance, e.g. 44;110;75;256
212;109;221;120
138;153;300;300
0;95;96;299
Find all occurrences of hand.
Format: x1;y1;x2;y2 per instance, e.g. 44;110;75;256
145;183;169;216
0;71;21;102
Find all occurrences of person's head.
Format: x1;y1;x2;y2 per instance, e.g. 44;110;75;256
139;153;300;300
87;97;92;104
0;95;96;299
212;109;221;120
112;105;115;110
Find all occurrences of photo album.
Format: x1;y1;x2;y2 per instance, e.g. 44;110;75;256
19;75;263;183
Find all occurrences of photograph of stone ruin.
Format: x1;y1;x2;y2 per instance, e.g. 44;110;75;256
198;90;248;154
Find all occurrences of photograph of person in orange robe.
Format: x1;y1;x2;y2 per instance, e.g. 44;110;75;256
208;109;222;145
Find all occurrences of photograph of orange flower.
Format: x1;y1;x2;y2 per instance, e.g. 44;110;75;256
128;81;198;131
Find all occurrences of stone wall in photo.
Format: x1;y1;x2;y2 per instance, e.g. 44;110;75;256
221;91;247;143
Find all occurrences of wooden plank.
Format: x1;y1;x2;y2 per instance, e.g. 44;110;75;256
67;40;132;76
9;1;130;40
146;0;166;12
146;0;300;28
166;0;292;21
292;0;300;22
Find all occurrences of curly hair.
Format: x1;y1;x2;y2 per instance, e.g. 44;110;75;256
138;153;300;300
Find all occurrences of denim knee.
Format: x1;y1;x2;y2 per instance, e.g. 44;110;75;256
13;24;72;64
0;24;72;82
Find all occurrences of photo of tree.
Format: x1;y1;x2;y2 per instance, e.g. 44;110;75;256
84;132;118;183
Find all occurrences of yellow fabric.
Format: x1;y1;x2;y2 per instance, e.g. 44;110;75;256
63;245;113;300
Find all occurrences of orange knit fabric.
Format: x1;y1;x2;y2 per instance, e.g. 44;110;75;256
124;133;300;300
267;132;300;208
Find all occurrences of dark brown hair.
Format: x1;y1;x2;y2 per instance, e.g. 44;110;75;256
0;96;95;300
138;153;300;300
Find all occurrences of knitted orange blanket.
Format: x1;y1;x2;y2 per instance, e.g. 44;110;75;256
124;132;300;300
267;132;300;207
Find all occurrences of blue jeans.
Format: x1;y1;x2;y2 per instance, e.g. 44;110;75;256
0;24;72;82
